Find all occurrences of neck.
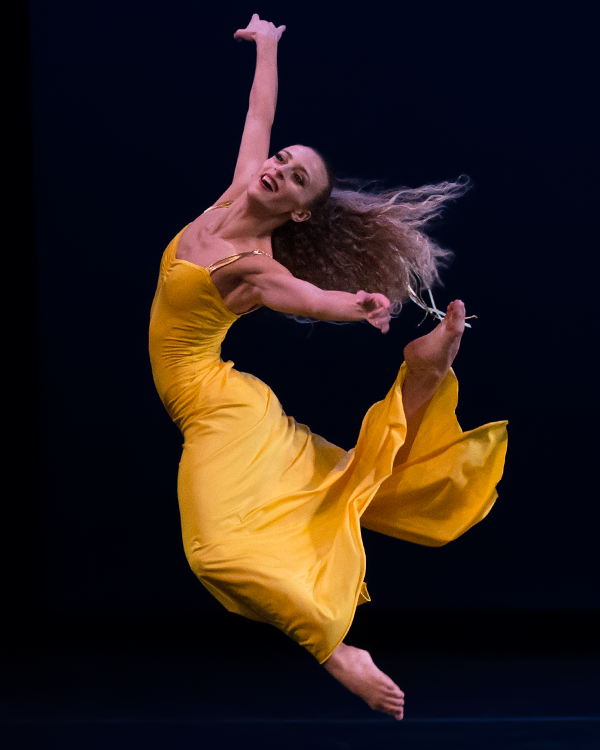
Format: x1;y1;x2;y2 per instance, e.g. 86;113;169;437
217;192;289;241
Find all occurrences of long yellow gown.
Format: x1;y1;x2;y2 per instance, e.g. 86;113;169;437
149;211;508;664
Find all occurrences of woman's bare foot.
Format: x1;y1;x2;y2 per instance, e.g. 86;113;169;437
323;643;405;720
403;300;466;382
391;301;466;467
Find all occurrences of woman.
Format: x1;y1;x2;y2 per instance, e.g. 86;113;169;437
149;15;507;721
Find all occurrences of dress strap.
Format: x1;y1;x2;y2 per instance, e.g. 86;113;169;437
202;200;235;214
201;200;273;272
201;200;272;315
207;249;272;274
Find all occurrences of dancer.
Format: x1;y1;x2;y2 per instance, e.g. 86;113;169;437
149;15;507;721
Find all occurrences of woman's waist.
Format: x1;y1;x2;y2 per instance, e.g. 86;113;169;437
151;353;225;394
151;356;236;418
151;360;276;431
148;322;228;370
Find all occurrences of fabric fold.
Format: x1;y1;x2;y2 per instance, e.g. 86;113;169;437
149;225;508;665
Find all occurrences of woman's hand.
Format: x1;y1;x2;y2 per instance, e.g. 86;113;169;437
357;291;391;333
234;13;286;43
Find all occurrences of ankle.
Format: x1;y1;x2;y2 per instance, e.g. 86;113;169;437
404;358;446;384
323;643;349;674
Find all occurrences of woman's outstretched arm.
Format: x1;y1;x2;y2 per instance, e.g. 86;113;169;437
216;15;285;204
248;261;392;333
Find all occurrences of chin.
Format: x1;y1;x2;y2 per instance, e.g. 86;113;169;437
248;177;280;211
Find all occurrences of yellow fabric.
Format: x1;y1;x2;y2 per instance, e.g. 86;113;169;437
149;227;508;664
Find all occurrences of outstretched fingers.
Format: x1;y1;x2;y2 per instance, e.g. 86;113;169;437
234;14;286;42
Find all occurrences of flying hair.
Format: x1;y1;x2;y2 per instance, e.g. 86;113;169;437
271;156;471;319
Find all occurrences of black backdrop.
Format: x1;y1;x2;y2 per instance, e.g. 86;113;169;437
16;0;597;653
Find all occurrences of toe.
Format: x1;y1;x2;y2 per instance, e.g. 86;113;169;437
388;685;404;699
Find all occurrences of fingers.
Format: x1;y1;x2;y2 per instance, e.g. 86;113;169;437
358;291;390;311
367;313;390;333
367;306;391;332
234;14;286;42
233;13;259;40
357;291;391;332
366;309;389;323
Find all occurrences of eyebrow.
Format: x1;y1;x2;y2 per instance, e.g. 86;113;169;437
281;149;310;184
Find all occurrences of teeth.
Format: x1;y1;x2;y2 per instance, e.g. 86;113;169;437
262;174;275;191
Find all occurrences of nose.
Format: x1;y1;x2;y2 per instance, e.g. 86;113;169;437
274;163;286;183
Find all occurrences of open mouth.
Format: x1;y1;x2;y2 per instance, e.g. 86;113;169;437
260;174;277;192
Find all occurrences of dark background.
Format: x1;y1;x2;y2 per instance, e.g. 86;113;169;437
14;0;597;660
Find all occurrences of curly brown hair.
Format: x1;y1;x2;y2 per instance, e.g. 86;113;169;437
271;149;470;315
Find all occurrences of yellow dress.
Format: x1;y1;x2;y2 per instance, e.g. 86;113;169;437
149;212;508;664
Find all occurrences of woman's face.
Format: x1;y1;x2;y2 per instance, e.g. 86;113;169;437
249;145;329;222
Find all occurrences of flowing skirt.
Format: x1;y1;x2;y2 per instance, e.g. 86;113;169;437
177;360;507;663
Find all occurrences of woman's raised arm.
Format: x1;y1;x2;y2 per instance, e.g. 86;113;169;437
215;15;286;204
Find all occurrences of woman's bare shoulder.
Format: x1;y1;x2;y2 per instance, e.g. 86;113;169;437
229;252;291;278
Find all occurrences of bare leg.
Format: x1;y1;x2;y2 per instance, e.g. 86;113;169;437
394;300;466;467
323;643;405;720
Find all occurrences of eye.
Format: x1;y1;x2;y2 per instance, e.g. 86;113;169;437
294;173;304;186
275;153;284;162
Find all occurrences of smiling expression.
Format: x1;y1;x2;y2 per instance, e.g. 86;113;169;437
250;145;330;222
